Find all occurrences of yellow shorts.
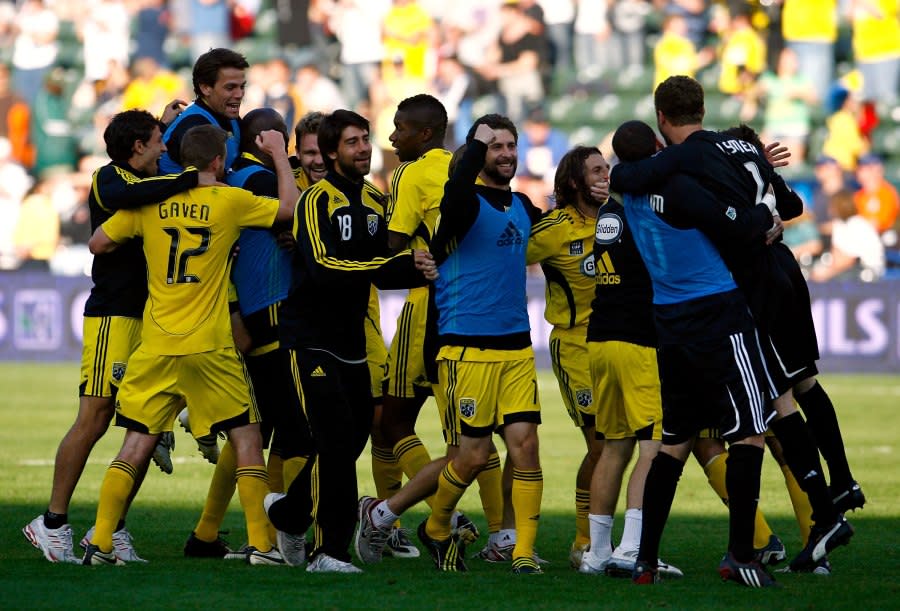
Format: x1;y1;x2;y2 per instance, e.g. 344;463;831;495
80;316;142;398
384;286;431;398
433;382;461;446
437;345;541;437
589;340;662;440
115;346;259;438
365;287;388;400
549;325;594;428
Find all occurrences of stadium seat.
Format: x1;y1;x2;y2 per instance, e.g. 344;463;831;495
871;127;900;157
614;65;654;96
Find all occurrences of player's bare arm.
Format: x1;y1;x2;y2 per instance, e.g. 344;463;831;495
88;226;120;255
257;129;300;222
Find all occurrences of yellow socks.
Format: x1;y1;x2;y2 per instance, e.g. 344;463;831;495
426;462;470;541
476;452;503;535
511;468;543;561
574;487;591;548
92;460;136;552
193;441;237;542
371;445;403;499
236;465;272;552
781;463;814;545
704;452;774;549
393;435;431;480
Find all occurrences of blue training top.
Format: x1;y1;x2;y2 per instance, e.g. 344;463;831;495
159;102;240;174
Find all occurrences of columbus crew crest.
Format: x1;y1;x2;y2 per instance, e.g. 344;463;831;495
367;214;379;236
575;389;592;408
111;362;127;383
459;397;476;419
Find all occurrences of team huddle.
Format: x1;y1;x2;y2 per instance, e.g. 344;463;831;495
22;48;864;586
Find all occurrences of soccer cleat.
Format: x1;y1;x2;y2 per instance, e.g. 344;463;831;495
788;516;854;571
718;552;779;588
417;519;467;572
306;553;363;573
152;432;175;474
264;492;306;566
384;527;420;559
754;534;787;566
777;555;832;576
578;550;611;574
224;544;252;561
605;547;683;578
451;512;480;544
353;496;390;564
177;407;192;433
23;515;79;564
512;556;543;574
475;534;514;563
831;480;866;514
81;526;147;563
82;544;125;566
246;546;286;566
569;542;589;570
178;407;219;464
184;532;232;558
632;561;660;584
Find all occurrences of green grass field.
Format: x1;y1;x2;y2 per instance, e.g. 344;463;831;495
1;363;898;609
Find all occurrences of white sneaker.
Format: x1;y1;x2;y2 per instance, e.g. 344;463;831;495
605;547;683;578
152;432;175;475
306;553;363;574
578;549;611;574
569;542;589;569
23;515;79;564
81;526;147;563
354;496;390;564
247;546;286;565
474;531;515;562
177;407;192;434
384;527;420;559
265;493;306;566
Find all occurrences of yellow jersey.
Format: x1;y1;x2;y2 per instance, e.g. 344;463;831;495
387;147;452;251
719;28;767;95
526;207;597;329
654;32;698;86
101;186;280;356
782;0;837;43
852;0;900;62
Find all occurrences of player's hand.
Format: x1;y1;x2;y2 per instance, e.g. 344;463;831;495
473;123;495;145
766;214;784;244
257;130;287;156
275;230;296;252
764;141;790;168
589;177;610;203
160;99;187;125
413;249;438;280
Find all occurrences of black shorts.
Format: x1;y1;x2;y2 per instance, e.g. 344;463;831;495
657;302;774;445
246;347;312;458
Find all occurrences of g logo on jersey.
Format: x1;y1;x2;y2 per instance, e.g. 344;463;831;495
459;397;476;419
595;213;622;244
581;253;596;277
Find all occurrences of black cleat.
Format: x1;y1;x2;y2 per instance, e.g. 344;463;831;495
184;532;232;558
632;560;660;584
754;534;787;566
719;552;779;588
788;516;853;571
831;480;866;513
417;519;467;572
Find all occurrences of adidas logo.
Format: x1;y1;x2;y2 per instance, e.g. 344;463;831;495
311;366;326;377
496;221;524;247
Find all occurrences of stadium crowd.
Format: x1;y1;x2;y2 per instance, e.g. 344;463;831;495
0;0;898;280
18;0;871;587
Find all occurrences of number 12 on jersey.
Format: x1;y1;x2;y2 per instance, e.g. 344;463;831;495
163;226;211;284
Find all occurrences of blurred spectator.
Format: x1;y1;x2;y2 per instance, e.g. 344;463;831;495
514;169;552;212
717;6;765;98
811;188;885;282
664;0;710;51
433;54;473;148
573;0;612;84
0;62;34;168
120;56;188;116
850;0;900;106
611;0;652;70
264;57;302;139
330;0;390;111
811;154;851;246
822;86;869;171
479;0;545;123
31;68;78;178
382;0;434;86
230;0;261;41
781;207;824;274
0;1;16;50
12;179;60;272
10;0;59;106
853;153;900;235
537;0;574;76
654;13;701;86
79;0;130;83
132;0;170;67
294;60;346;113
442;0;501;79
182;0;231;62
274;0;316;70
754;47;817;162
517;104;568;184
781;0;837;105
0;136;33;269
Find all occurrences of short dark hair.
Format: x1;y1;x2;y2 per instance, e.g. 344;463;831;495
720;123;763;151
465;113;518;143
396;93;448;142
192;48;249;97
240;107;287;151
318;109;369;170
612;120;657;162
181;124;228;169
553;146;601;207
294;111;324;143
654;75;705;126
104;109;165;162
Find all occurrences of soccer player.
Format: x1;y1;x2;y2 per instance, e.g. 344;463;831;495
81;124;298;566
23;106;205;564
182;108;307;561
524;147;606;567
264;109;437;573
417;115;545;574
611;77;854;576
291;111;327;190
610;119;781;586
158;47;248;175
